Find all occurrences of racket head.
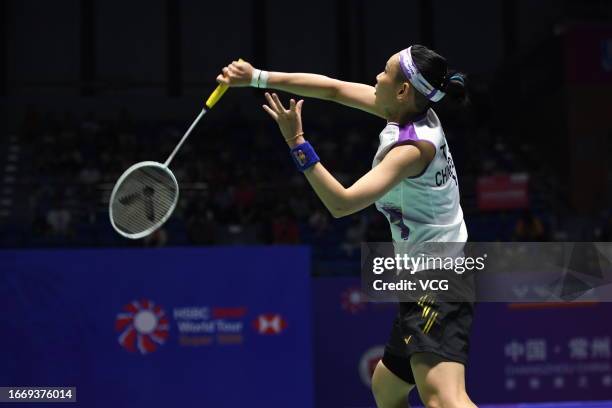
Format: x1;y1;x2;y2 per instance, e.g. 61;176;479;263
109;161;179;239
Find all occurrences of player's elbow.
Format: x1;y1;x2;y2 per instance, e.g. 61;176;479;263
329;204;354;219
327;203;346;218
330;209;346;219
329;192;360;218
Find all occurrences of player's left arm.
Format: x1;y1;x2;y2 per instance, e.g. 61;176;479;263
303;143;433;218
262;92;434;218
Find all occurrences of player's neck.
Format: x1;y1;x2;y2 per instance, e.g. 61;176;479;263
389;106;424;126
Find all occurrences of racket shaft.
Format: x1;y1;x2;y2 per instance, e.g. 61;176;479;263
164;108;207;167
165;58;243;165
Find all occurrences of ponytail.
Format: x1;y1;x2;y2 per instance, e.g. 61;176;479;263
438;71;470;109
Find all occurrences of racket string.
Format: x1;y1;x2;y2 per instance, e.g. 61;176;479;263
115;184;174;231
111;166;178;236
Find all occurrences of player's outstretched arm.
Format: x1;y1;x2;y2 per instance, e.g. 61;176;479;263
261;93;434;218
216;60;386;120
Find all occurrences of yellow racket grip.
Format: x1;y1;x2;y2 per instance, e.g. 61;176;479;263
205;58;244;109
205;84;228;109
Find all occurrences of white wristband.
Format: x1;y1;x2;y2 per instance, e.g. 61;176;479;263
258;70;269;89
250;69;261;87
249;69;269;88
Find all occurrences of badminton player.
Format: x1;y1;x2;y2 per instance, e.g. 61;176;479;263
217;45;476;408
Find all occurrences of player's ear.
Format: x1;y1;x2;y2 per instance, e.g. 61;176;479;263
397;82;410;100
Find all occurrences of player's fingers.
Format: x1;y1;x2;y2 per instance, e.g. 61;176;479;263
296;99;304;114
262;104;278;120
228;64;240;74
289;99;296;112
236;60;249;70
222;67;230;76
264;93;279;113
230;61;245;71
226;66;238;79
271;93;286;112
216;74;229;84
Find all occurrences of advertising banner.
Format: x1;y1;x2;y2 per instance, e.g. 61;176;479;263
0;247;313;408
470;302;612;403
477;173;529;211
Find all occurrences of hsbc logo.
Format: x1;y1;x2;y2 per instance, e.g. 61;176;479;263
252;314;287;335
115;299;169;354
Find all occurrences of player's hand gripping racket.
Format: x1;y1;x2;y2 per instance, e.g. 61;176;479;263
108;61;239;239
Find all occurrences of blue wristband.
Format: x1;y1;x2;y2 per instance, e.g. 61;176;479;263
290;141;320;172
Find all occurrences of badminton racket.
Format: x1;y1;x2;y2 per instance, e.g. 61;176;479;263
108;61;239;239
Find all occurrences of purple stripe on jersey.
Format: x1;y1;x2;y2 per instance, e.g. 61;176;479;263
398;124;419;143
393;119;436;180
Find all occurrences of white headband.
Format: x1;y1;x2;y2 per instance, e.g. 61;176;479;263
399;46;446;102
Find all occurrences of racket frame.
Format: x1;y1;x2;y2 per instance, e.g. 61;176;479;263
109;160;179;239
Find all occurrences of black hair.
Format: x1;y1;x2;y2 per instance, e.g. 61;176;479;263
403;44;470;112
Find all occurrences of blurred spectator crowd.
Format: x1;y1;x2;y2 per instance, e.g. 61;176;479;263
1;105;610;274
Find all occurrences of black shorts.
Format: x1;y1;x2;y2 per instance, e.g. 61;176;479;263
383;298;475;385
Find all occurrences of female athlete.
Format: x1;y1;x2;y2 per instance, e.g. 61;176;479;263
217;44;476;408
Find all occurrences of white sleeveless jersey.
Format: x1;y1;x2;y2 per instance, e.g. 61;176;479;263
372;108;467;245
